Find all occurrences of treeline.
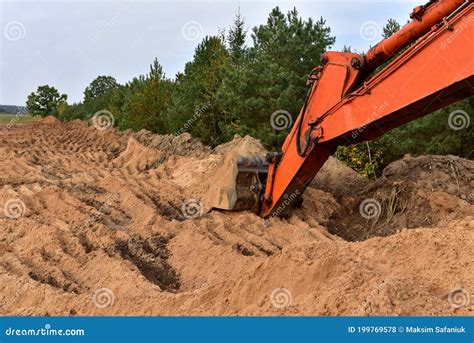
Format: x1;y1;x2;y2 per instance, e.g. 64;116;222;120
57;8;336;149
26;7;472;178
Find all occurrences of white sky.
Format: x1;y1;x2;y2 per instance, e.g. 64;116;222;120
0;0;423;105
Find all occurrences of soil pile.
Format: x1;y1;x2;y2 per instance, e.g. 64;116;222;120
39;116;60;124
323;155;473;240
0;120;472;316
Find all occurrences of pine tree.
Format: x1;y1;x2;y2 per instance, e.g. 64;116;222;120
217;7;335;148
383;19;401;38
227;9;247;62
119;58;173;133
165;36;230;145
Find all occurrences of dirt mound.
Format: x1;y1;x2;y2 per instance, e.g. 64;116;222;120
381;154;472;195
70;119;87;128
0;120;472;316
133;130;210;159
114;137;168;172
192;218;472;316
322;155;473;241
154;134;270;212
213;134;267;156
40;115;60;124
312;156;372;198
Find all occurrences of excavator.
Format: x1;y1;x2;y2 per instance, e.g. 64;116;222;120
212;0;473;218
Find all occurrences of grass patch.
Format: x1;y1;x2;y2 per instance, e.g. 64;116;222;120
0;114;41;124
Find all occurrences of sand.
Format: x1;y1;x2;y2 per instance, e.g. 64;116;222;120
0;119;472;316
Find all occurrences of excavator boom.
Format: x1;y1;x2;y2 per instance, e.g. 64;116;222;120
212;0;474;218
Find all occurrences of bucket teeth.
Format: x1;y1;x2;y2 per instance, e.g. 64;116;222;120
207;155;269;213
232;156;269;212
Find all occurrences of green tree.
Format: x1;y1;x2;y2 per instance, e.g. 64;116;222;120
336;142;384;179
227;9;247;62
119;58;174;133
342;45;352;53
166;36;230;145
60;75;123;122
217;7;335;148
26;85;67;117
382;18;401;38
84;76;118;103
379;97;474;162
58;102;88;121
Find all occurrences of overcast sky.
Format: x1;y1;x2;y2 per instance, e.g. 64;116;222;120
0;0;423;105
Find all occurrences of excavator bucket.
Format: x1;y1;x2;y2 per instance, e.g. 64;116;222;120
208;155;269;213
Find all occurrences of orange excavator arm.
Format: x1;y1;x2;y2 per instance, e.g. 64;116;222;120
260;0;474;217
213;0;473;218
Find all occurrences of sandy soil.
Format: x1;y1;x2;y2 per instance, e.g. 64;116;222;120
0;117;472;316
